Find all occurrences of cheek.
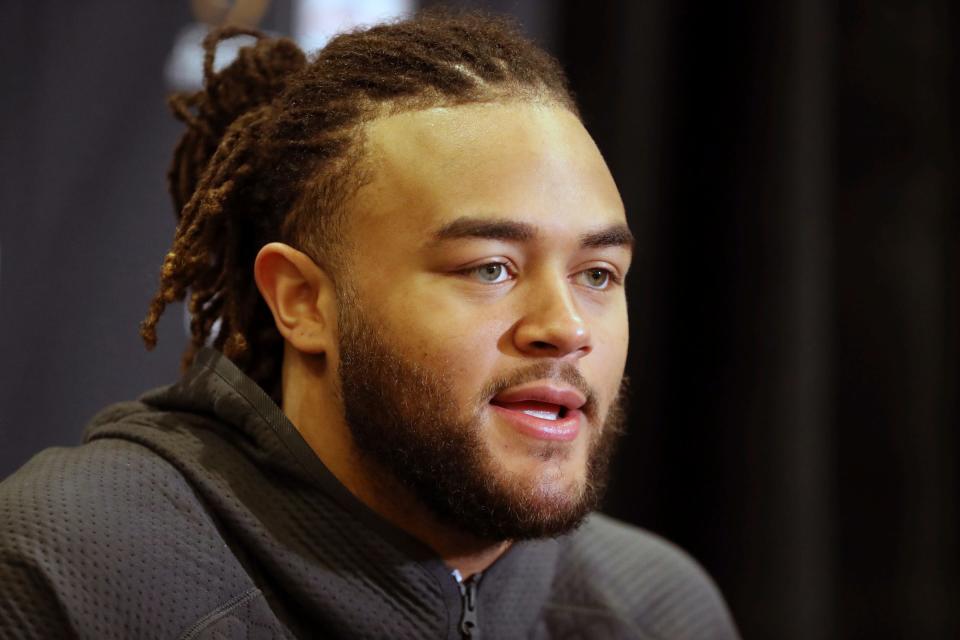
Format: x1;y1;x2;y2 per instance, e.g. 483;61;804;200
378;290;509;387
587;306;630;398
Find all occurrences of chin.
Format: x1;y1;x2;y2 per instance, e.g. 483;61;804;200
509;439;589;477
506;458;588;501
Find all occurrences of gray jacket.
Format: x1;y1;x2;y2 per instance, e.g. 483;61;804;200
0;348;739;639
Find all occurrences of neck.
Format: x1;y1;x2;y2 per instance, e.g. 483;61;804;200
281;351;510;579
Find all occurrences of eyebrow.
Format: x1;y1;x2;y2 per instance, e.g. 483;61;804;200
432;217;536;243
579;224;635;250
430;216;635;251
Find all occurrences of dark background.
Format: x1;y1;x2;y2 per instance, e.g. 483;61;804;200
1;1;957;638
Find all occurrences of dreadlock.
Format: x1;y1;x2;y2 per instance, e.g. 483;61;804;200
140;9;579;399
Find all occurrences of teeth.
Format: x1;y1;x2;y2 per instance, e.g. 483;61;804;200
522;409;559;421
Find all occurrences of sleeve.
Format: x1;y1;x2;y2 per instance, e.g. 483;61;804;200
0;558;75;640
553;514;741;640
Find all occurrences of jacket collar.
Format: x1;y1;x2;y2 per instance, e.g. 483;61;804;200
91;347;560;638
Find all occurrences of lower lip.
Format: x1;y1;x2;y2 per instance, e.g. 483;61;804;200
490;405;582;442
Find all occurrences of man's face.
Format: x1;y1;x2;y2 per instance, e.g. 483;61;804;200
333;102;632;540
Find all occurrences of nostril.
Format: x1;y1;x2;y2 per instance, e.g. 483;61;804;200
530;340;554;351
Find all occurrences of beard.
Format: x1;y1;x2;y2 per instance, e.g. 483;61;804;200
336;299;627;542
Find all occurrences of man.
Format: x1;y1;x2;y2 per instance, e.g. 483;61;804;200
0;11;739;639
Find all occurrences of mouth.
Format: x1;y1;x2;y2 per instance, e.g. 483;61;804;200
494;400;569;420
489;384;586;442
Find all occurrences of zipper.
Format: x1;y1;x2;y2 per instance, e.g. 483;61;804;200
454;571;481;639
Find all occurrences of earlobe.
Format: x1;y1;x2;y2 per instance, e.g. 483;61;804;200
254;242;335;355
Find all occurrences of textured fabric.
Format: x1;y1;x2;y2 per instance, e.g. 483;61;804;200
0;348;739;639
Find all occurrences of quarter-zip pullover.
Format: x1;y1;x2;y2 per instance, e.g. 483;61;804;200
0;348;739;639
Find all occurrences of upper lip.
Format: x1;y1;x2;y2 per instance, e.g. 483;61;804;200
490;383;587;411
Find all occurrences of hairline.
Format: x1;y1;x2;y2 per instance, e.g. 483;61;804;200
289;92;580;286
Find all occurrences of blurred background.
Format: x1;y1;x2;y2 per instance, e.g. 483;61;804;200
1;1;956;638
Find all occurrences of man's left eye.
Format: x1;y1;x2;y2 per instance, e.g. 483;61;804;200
576;268;613;290
467;263;512;284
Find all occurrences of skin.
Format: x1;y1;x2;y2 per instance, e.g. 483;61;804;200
254;101;631;577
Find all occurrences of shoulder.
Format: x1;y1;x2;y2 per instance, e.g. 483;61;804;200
1;416;209;544
0;419;258;639
547;513;740;640
1;430;191;540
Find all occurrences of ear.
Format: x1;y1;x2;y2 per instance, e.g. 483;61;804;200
254;242;336;355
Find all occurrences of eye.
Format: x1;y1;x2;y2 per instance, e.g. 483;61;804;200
576;267;614;290
465;262;512;284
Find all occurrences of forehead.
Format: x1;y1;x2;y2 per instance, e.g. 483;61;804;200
349;102;625;242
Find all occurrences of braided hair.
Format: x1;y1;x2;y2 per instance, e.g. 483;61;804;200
141;10;579;399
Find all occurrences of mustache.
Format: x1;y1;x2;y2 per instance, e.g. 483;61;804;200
476;361;600;420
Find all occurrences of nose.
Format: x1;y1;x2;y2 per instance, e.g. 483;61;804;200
513;275;592;359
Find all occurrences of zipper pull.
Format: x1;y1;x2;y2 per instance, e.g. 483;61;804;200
456;573;481;639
